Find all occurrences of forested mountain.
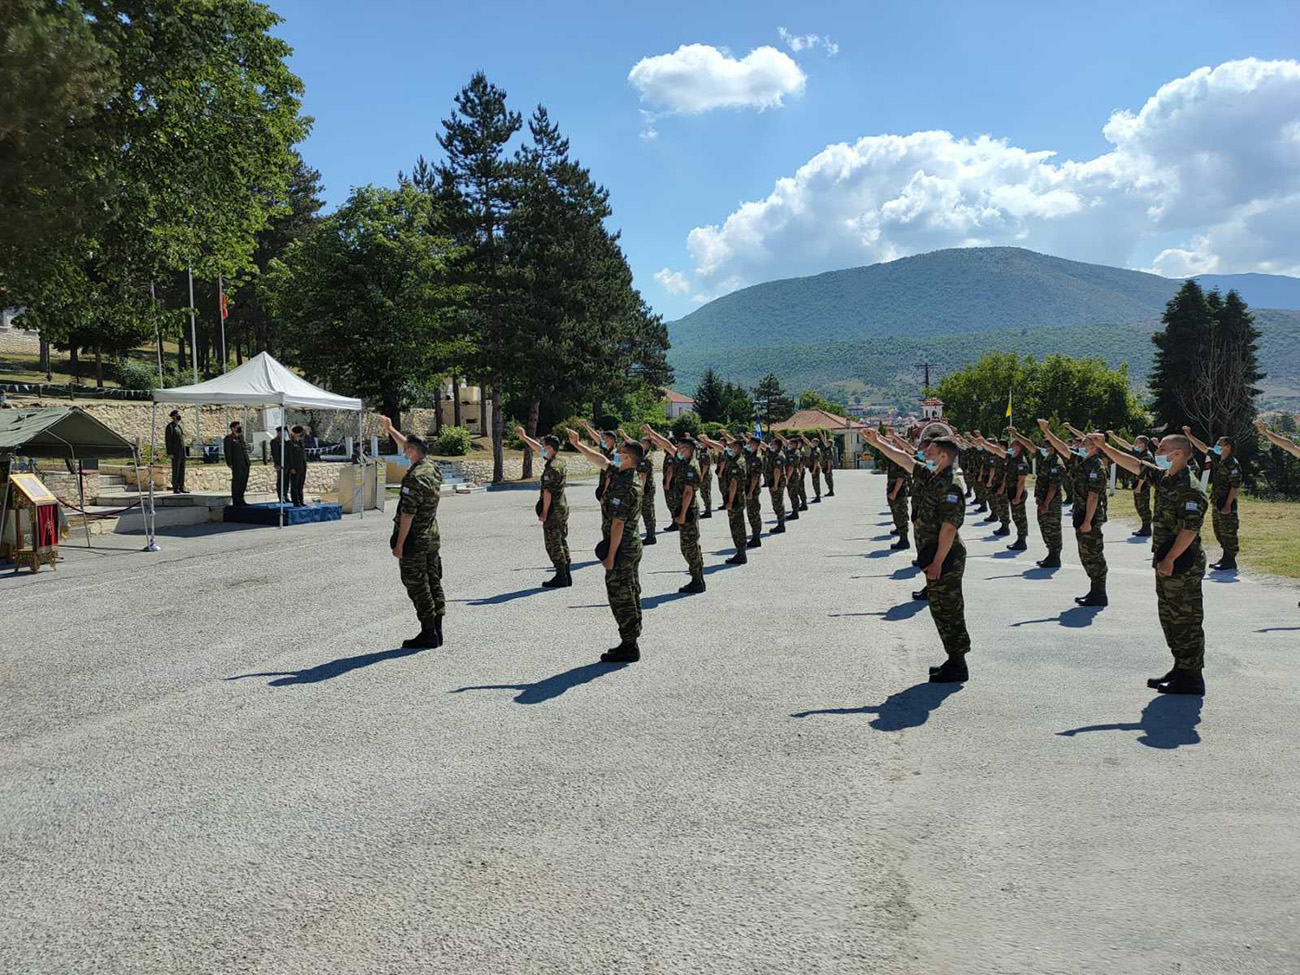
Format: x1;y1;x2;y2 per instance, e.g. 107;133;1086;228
665;247;1300;409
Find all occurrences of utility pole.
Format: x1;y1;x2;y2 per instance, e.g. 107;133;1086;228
915;362;935;390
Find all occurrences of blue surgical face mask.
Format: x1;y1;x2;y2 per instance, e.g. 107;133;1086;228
1155;455;1172;470
725;447;734;457
676;451;685;461
914;450;925;461
924;459;938;472
1075;447;1088;458
1211;445;1223;455
1039;448;1049;458
540;448;548;461
611;451;621;467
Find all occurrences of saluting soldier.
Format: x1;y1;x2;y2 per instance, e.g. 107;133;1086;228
866;427;971;683
516;427;571;588
809;434;823;502
1041;420;1109;607
1107;431;1154;537
1183;427;1243;572
782;434;801;521
222;420;250;506
569;429;645;662
645;425;706;593
382;417;446;650
581;419;615;502
743;435;764;548
697;439;715;518
636;434;658;545
1011;427;1064;568
765;437;787;534
165;409;187;494
884;429;912;550
819;434;836;498
1093;433;1207;695
719;435;750;564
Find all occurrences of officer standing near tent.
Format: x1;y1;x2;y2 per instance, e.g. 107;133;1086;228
381;416;445;651
287;425;308;507
222;420;250;506
165;409;187;494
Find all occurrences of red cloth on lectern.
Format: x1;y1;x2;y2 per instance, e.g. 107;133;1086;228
35;504;57;547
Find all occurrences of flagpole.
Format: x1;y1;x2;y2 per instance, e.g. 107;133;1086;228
218;274;228;373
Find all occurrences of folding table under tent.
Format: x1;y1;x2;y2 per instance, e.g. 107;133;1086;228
149;352;366;544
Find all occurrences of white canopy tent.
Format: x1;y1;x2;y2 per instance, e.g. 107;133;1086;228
148;353;366;543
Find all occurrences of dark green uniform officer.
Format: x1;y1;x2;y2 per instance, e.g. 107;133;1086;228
222;420;250;506
164;410;187;494
385;421;445;650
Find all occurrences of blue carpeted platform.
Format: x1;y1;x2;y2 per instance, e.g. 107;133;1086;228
223;502;343;526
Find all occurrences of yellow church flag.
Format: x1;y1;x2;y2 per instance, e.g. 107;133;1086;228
1005;389;1013;420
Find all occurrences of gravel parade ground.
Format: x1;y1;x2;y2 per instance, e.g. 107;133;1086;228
3;470;1298;974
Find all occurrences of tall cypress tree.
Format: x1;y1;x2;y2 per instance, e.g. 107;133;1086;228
1149;280;1213;433
1214;289;1264;466
693;367;725;422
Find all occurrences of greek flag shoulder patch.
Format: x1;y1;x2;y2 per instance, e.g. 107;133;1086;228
1186;501;1199;511
946;494;959;502
611;498;621;506
401;486;411;494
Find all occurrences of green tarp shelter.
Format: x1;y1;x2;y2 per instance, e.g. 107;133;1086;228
0;406;134;459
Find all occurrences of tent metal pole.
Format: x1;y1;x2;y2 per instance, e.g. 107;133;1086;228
75;453;91;548
151;281;164;389
187;267;198;384
279;421;286;529
131;441;147;545
147;403;159;551
357;408;365;520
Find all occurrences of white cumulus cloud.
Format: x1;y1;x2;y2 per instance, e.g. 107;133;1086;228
778;27;839;56
678;58;1300;295
628;43;807;114
654;267;691;295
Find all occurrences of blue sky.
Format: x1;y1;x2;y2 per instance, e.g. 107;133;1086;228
272;0;1300;319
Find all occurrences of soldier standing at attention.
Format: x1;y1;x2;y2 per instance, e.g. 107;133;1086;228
381;416;445;650
287;425;308;507
1092;433;1207;695
719;436;750;565
1010;427;1063;568
819;433;836;497
1107;431;1154;537
1041;420;1109;607
743;435;764;548
516;427;571;588
1182;427;1243;572
568;429;645;662
222;420;250;506
660;436;681;535
984;433;1029;549
865;427;971;683
885;435;911;551
796;435;811;511
765;437;787;534
780;434;800;521
636;434;658;545
270;426;286;503
644;426;706;593
809;435;823;502
697;438;714;518
165;409;187;494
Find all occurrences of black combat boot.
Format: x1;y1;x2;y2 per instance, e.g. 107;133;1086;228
889;527;900;536
701;508;712;519
542;569;565;588
772;523;786;534
1074;585;1109;607
827;490;834;497
402;623;439;649
644;531;657;545
1156;668;1205;695
799;501;809;512
1146;667;1178;689
600;639;640;663
1036;550;1061;568
1132;525;1151;537
912;585;930;601
746;534;762;548
663;523;678;533
1007;536;1027;551
994;523;1011;537
787;510;799;521
811;495;822;504
973;503;987;514
891;535;910;550
929;656;969;683
1210;554;1237;571
725;549;748;565
433;615;444;647
678;575;706;594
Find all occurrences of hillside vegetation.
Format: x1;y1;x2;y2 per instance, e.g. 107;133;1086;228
666;247;1300;409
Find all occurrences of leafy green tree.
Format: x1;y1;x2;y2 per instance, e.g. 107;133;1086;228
720;381;756;429
1149;280;1214;433
752;373;794;431
693;367;726;422
797;389;848;416
264;184;466;425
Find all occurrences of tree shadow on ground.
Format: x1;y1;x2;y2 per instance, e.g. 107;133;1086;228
1010;606;1103;628
225;646;423;686
792;682;963;731
1057;694;1202;749
452;661;626;704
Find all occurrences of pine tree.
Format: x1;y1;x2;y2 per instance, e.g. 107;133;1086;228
1149;280;1213;433
1211;289;1264;470
693;367;725;422
752;374;794;431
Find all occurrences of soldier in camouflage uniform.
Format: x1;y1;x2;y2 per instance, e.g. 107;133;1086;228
516;427;570;588
697;441;714;518
796;436;811;510
819;434;836;497
809;435;823;502
644;425;706;592
885;446;911;550
1011;428;1064;568
382;418;446;649
782;434;801;521
743;436;764;547
765;438;787;533
866;427;971;682
1094;433;1207;695
568;429;645;662
1041;420;1109;606
720;439;750;564
969;444;988;513
1107;432;1155;537
1182;427;1243;571
1003;439;1030;549
637;436;658;545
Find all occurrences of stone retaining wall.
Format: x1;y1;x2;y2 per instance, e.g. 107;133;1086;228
459;453;601;484
107;461;352;497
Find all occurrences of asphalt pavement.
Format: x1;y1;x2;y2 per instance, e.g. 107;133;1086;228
2;470;1299;974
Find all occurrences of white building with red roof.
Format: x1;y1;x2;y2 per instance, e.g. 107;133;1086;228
662;389;695;419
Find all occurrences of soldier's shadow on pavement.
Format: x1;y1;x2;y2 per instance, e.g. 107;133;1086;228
453;561;604;605
225;646;423;686
792;682;963;731
1009;606;1103;628
451;661;626;704
1257;626;1300;633
1057;695;1202;749
1207;569;1240;584
987;567;1058;581
832;601;928;622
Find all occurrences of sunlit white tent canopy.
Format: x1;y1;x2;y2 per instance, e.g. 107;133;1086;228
153;351;362;410
147;353;366;543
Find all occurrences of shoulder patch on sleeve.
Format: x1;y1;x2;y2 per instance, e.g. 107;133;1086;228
611;497;621;506
946;493;959;502
401;486;411;494
1186;500;1200;510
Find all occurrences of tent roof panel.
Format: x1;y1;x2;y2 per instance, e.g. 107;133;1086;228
0;406;135;459
152;353;362;410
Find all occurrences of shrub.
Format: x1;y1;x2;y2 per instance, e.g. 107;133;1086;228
434;425;473;456
670;412;701;439
114;358;159;391
552;415;588;451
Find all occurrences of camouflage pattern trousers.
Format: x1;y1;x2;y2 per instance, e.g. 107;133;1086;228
1010;496;1029;538
992;491;1010;526
787;477;799;515
543;516;569;570
823;465;834;493
727;503;748;551
746;492;762;537
641;490;657;534
797;472;808;507
1134;485;1153;530
678;516;703;579
699;468;713;511
888;491;910;537
1037;500;1062;553
605;547;643;641
769;486;785;526
400;542;445;623
811;466;822;497
1211;504;1239;557
1075;522;1107;586
926;545;971;657
1155;550;1206;671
